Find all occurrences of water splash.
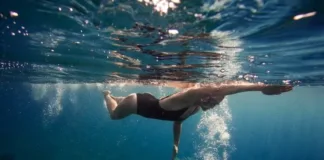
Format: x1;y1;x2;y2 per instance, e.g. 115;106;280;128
137;0;181;15
28;82;172;125
29;83;106;125
30;83;64;125
201;0;231;12
196;98;233;160
204;30;243;81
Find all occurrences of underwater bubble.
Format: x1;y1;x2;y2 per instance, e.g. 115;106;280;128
169;2;176;9
283;80;291;84
220;132;230;141
294;11;316;20
9;11;18;17
168;29;178;35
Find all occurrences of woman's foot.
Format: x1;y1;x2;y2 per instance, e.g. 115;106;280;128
102;90;124;103
103;90;111;96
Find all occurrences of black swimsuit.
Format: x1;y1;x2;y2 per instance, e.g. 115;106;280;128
136;93;190;121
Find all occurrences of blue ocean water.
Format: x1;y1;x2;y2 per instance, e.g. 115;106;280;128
1;0;324;160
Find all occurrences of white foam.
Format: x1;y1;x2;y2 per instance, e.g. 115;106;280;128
255;0;264;8
201;0;231;12
196;98;233;160
30;83;65;125
137;0;180;15
207;30;242;80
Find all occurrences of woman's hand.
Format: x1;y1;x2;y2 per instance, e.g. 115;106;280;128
172;145;179;160
262;85;293;95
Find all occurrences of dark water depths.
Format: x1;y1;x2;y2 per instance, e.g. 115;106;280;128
1;0;323;84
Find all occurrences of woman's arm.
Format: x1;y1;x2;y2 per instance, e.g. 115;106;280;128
172;121;182;160
108;79;197;89
189;81;293;97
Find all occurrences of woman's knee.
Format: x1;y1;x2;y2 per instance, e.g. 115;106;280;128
110;93;137;120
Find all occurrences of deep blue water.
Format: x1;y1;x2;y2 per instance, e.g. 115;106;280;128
1;0;324;160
